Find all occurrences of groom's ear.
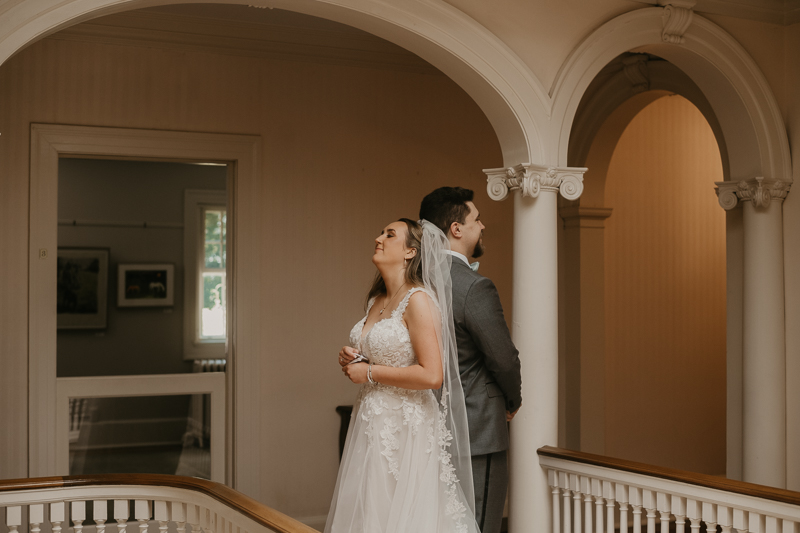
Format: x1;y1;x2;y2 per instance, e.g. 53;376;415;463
449;221;461;239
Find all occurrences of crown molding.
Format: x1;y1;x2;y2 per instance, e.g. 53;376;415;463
629;0;799;25
43;9;441;75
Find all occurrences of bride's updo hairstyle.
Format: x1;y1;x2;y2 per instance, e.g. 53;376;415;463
366;218;424;307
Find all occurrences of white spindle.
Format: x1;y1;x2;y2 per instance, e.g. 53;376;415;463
672;495;687;533
72;501;86;533
751;512;766;533
6;506;21;533
718;505;733;533
657;492;671;533
687;499;701;533
766;516;780;533
154;501;169;533
187;504;200;533
603;481;615;533
114;500;129;533
592;479;604;533
134;500;150;533
549;470;560;533
631;487;643;533
571;474;582;533
582;477;593;533
94;500;108;533
734;507;750;533
643;490;657;533
617;484;630;533
560;472;572;533
30;503;44;533
703;501;718;533
784;520;800;533
171;502;187;533
51;501;65;533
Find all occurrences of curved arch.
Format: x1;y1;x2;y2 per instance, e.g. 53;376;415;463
0;0;549;166
550;7;790;183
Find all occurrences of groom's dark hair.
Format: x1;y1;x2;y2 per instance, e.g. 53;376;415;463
419;186;474;236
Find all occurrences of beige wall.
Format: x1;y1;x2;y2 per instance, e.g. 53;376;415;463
0;33;509;520
603;95;727;474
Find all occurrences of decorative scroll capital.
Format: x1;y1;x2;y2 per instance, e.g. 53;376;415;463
715;177;792;211
484;163;586;202
622;54;649;94
658;0;695;44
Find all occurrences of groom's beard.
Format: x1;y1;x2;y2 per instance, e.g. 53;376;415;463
471;237;485;259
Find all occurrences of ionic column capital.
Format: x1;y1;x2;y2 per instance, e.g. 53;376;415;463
484;163;586;202
715;177;792;211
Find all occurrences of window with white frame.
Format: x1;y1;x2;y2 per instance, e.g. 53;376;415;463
184;190;228;359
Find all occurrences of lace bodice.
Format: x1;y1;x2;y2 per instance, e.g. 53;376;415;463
349;287;428;367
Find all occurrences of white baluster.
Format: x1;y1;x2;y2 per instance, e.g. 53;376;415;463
718;506;733;533
6;506;21;533
643;490;657;533
114;500;129;533
582;477;593;533
616;484;629;533
657;492;671;533
30;503;44;533
703;501;718;533
154;501;169;533
750;512;766;533
560;472;572;533
51;501;65;533
783;520;799;533
630;487;643;533
549;470;561;533
187;504;200;533
592;479;604;533
603;481;615;533
94;500;108;533
686;500;701;533
672;496;687;533
72;501;87;533
766;517;780;533
734;508;750;533
570;474;581;533
134;500;150;533
171;502;187;533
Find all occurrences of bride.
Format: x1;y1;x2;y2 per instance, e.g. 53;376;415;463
325;218;479;533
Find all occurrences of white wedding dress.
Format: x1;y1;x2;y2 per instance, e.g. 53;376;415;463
324;287;480;533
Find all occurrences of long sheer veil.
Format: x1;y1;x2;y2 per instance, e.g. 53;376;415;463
419;220;475;515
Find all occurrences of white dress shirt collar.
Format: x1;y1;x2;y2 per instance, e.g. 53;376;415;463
446;250;471;267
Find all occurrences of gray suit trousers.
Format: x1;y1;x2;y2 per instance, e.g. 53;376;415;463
471;450;508;533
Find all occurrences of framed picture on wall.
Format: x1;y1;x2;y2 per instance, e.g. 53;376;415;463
118;264;175;307
57;248;110;329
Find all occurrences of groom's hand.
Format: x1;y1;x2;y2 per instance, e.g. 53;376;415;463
338;346;359;367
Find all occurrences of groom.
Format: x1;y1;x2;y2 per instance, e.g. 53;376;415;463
420;187;522;533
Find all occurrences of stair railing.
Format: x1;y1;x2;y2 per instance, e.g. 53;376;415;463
539;446;800;533
0;474;318;533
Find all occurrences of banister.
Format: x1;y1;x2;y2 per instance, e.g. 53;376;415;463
538;445;800;506
0;474;318;533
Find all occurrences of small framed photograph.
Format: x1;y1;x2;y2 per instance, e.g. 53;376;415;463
57;248;109;329
118;264;175;307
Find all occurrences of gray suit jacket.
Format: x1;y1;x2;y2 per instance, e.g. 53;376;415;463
451;259;522;456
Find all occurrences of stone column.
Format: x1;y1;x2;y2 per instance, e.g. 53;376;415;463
716;177;791;488
485;164;586;532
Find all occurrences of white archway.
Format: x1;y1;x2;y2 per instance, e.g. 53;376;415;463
0;0;549;167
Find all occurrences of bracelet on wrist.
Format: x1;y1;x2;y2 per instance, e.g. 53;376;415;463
367;363;376;385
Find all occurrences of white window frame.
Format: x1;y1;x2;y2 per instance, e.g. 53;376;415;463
184;189;228;360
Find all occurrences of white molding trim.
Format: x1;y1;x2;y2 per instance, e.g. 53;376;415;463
0;0;548;167
56;372;226;481
28;124;262;501
45;8;442;75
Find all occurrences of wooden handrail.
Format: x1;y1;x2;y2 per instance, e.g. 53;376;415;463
539;446;800;506
0;474;318;533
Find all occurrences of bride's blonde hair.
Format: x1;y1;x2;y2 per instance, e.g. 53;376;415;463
366;218;424;308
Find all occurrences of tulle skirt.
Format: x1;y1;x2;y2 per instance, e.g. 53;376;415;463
325;383;479;533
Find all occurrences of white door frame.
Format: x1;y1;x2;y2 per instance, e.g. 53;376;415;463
29;123;262;498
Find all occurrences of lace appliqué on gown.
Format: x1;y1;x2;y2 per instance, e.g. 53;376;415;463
325;288;478;533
